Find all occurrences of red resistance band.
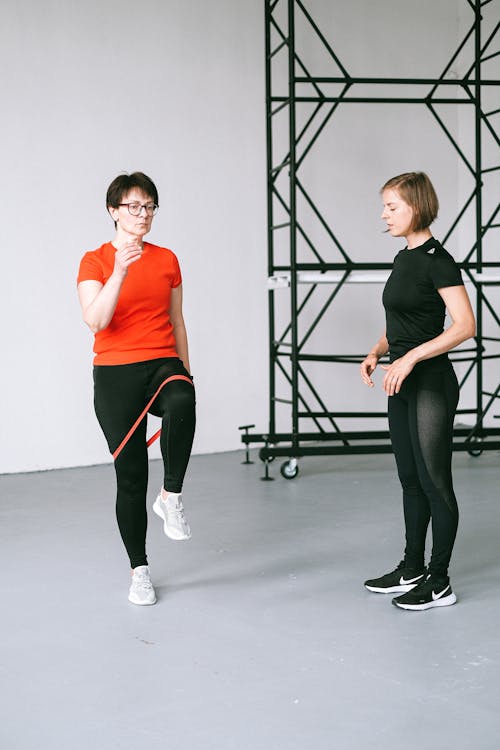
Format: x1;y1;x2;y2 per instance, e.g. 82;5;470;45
112;374;194;461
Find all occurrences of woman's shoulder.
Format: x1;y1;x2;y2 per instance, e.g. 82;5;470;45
81;241;114;261
405;238;459;269
145;242;175;254
427;241;460;268
425;240;463;286
144;242;180;264
78;242;114;283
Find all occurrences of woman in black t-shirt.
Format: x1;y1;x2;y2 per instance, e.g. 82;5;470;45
360;172;475;611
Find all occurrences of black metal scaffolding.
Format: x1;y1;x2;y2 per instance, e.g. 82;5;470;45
243;0;500;478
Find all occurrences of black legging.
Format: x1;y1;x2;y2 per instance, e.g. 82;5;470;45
388;358;459;580
93;357;196;568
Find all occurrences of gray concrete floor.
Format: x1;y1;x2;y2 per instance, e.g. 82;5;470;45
1;450;499;750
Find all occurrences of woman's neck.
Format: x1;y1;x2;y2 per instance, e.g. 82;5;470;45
405;228;432;249
112;228;145;249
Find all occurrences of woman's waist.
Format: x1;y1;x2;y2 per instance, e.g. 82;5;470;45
389;346;449;366
93;344;178;366
393;353;454;378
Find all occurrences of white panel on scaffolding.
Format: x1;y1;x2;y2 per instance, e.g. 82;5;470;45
267;271;500;289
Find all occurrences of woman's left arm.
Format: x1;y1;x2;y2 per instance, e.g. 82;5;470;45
382;285;476;395
170;285;191;374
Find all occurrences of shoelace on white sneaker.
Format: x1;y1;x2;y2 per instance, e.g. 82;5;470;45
170;507;186;521
166;500;186;519
133;574;153;591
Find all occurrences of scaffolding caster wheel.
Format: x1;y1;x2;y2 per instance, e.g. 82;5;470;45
467;436;483;457
280;459;299;480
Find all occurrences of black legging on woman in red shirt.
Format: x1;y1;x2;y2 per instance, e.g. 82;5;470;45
93;357;196;569
388;357;459;581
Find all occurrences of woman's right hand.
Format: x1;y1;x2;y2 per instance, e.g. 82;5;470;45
113;239;143;277
360;353;379;387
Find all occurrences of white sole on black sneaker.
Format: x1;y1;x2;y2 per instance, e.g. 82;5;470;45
392;592;457;611
364;582;419;594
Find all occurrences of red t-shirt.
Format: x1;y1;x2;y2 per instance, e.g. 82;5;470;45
77;241;182;365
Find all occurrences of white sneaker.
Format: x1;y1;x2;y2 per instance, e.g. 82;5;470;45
153;491;191;540
128;565;157;605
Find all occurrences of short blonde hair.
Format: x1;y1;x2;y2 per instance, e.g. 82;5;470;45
381;172;439;231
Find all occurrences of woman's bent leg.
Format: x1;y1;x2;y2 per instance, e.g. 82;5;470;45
146;359;196;494
155;381;196;493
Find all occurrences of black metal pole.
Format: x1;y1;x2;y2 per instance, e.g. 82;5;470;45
288;0;299;456
474;0;484;436
265;0;276;441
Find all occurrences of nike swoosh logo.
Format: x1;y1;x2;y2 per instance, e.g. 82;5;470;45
399;575;422;585
432;586;451;601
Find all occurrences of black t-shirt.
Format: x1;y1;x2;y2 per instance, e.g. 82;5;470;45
382;237;464;361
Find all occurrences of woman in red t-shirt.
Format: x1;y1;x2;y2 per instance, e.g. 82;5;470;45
77;172;196;606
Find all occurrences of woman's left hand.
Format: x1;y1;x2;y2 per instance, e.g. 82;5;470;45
380;353;416;396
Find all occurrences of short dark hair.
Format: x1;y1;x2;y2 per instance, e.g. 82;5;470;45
106;171;159;210
381;172;439;231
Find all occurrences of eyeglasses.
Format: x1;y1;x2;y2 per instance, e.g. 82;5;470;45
119;202;159;217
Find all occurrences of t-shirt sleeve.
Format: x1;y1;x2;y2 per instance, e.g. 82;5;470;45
429;250;464;289
77;252;104;285
171;252;182;288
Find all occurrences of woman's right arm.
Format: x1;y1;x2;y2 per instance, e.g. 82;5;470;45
360;332;389;387
77;241;142;333
78;276;123;333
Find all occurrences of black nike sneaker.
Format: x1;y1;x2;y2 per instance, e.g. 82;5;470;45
392;575;457;611
364;561;426;594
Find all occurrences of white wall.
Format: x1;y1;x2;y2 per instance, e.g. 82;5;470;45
0;0;268;473
1;0;478;475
